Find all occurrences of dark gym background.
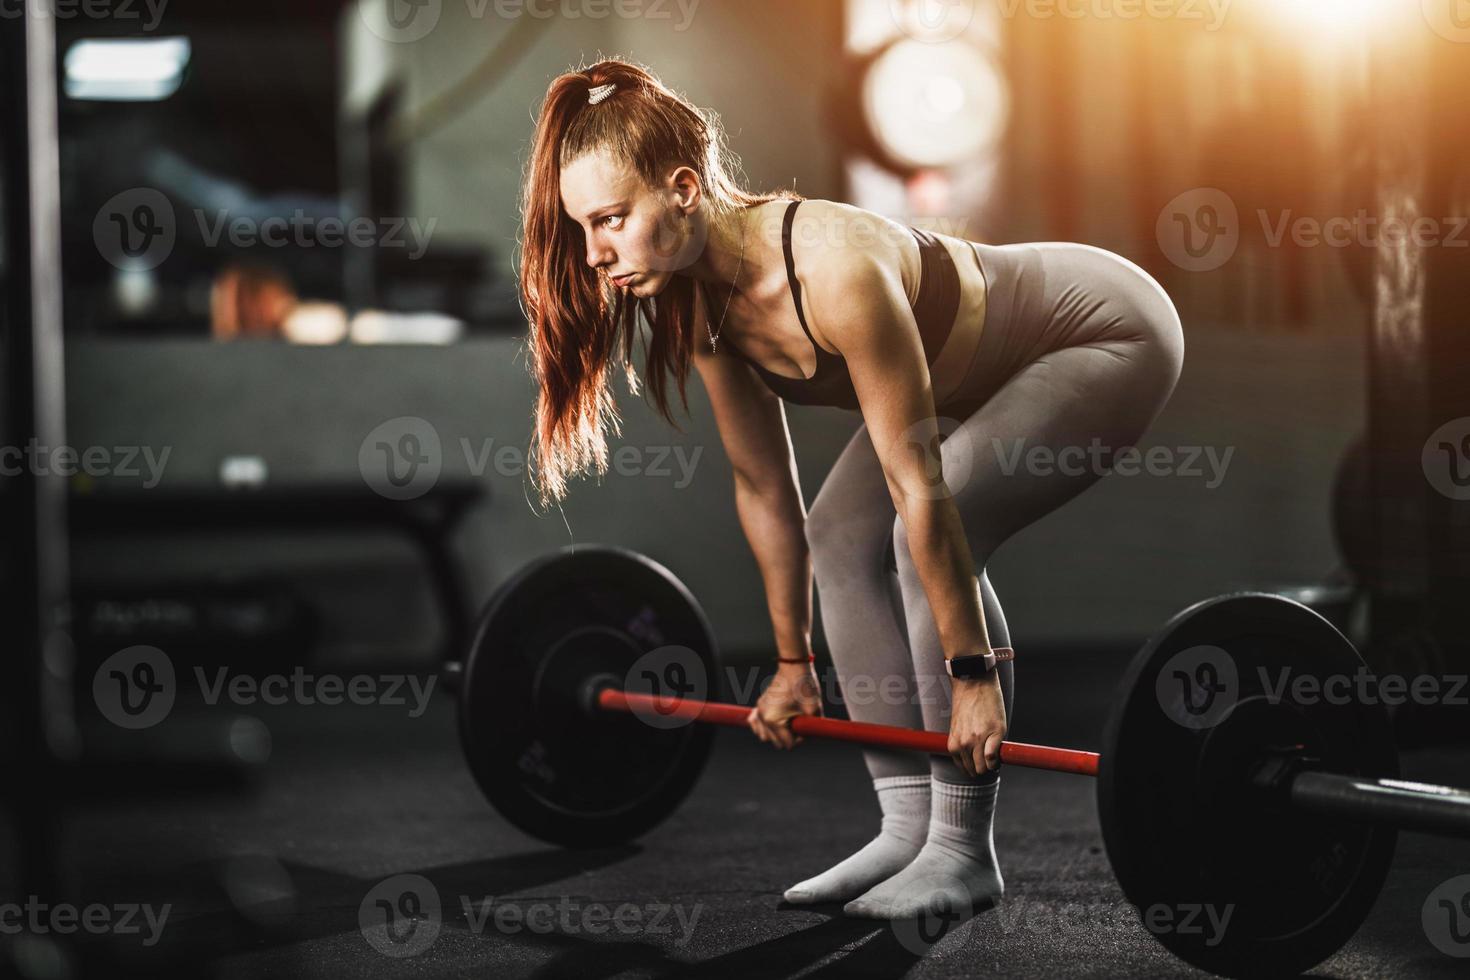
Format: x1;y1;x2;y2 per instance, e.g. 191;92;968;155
4;0;1468;977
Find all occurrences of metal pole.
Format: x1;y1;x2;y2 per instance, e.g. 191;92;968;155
3;3;74;914
1289;771;1470;841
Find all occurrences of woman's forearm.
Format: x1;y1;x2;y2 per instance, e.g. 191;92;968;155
733;477;813;662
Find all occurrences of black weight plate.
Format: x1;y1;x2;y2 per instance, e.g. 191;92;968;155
1098;593;1398;978
459;546;718;848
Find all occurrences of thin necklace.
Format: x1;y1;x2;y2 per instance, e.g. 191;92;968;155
706;212;745;354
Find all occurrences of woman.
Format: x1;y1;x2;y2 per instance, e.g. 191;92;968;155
521;60;1184;919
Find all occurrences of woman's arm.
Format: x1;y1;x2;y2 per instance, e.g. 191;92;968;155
692;336;823;750
798;226;1006;776
732;476;812;664
690;307;812;667
801;248;995;666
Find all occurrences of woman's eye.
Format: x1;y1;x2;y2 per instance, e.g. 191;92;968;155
602;215;623;229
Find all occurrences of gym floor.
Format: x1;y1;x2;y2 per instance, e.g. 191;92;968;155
57;647;1469;978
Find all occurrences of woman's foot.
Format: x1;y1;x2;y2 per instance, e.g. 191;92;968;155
782;774;930;905
843;778;1003;919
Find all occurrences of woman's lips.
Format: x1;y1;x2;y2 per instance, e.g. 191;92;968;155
611;273;637;287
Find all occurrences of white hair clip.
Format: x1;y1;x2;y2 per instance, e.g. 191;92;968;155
587;83;617;105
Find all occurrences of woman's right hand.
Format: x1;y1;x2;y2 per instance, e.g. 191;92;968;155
747;661;823;750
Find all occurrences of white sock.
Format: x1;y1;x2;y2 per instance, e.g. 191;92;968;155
783;774;930;905
842;778;1004;919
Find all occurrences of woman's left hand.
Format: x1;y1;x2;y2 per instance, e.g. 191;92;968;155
948;672;1008;778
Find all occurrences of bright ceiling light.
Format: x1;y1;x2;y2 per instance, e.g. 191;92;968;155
64;37;191;101
860;38;1009;171
1267;0;1401;37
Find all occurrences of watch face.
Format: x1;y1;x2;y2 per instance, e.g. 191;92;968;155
949;653;995;679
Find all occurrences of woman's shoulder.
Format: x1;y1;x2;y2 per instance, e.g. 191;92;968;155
777;199;911;279
779;200;916;352
782;198;917;307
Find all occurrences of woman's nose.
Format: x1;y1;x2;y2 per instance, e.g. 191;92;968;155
586;240;613;268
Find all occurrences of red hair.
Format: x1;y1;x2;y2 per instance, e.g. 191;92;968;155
519;58;794;507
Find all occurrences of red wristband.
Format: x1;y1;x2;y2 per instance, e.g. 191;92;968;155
776;654;816;664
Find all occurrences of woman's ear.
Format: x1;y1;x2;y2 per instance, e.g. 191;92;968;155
667;166;703;216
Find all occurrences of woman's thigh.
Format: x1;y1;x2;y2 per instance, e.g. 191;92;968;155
910;241;1187;567
910;337;1184;566
891;272;1184;740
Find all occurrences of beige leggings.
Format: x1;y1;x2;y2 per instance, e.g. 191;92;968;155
806;242;1185;785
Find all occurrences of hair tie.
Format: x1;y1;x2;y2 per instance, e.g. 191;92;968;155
587;83;617;105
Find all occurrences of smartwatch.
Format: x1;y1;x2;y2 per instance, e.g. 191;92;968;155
944;647;1015;679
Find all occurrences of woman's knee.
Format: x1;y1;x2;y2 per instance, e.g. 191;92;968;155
1123;299;1186;400
806;494;889;577
1088;312;1184;442
803;493;842;559
890;512;996;580
1148;307;1186;394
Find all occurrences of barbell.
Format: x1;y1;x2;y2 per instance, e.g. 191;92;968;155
452;544;1470;979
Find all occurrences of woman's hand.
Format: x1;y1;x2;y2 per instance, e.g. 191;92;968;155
746;661;823;750
948;672;1008;777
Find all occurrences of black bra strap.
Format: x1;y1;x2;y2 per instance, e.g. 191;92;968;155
781;200;819;347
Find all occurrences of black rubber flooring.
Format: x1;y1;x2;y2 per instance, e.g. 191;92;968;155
29;648;1470;979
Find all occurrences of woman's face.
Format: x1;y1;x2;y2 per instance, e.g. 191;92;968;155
560;149;705;299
